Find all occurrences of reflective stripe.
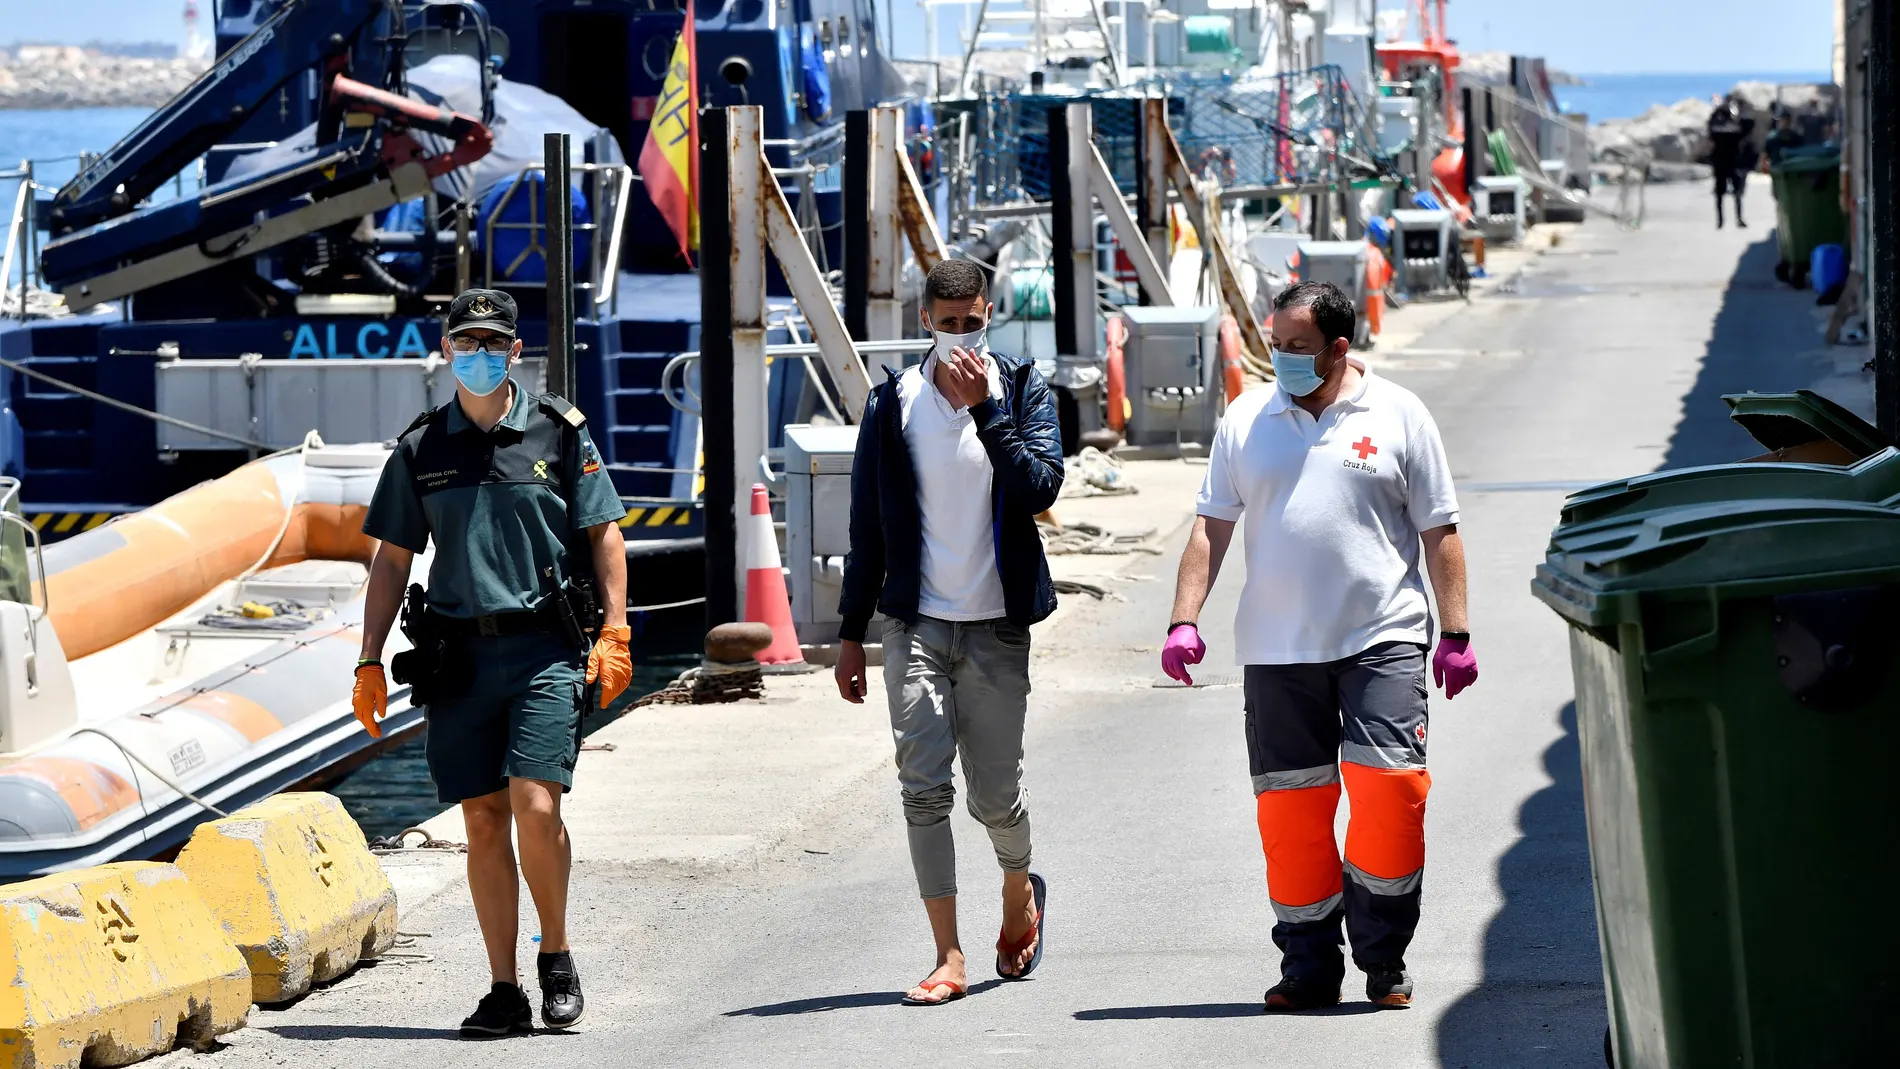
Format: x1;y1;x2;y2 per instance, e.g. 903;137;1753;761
1345;860;1422;896
1341;740;1426;770
1269;891;1344;924
1252;764;1340;794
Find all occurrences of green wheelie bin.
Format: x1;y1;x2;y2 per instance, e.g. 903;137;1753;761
1559;390;1896;529
1768;151;1846;288
1533;497;1900;1067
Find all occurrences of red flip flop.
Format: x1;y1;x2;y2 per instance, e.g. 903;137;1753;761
995;872;1048;980
901;977;967;1006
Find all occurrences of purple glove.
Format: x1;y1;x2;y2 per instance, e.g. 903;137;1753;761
1162;624;1207;685
1432;636;1478;700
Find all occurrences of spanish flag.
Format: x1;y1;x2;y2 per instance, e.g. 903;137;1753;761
639;0;699;257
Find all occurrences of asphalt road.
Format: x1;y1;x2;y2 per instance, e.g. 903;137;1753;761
175;180;1848;1069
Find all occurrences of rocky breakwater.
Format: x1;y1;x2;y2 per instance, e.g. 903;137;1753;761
1589;80;1839;181
0;46;207;109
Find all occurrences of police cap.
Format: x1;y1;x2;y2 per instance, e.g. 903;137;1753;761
446;288;519;338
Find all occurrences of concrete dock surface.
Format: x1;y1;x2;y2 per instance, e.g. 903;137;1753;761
155;180;1853;1069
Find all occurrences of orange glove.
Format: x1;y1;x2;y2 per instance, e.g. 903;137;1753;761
353;661;388;738
586;625;633;709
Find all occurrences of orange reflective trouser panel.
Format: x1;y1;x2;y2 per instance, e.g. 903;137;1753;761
1244;642;1430;981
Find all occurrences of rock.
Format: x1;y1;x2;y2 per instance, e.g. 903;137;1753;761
1457;51;1581;89
1078;428;1123;454
706;621;775;664
0;48;207;109
1589;79;1839;167
1591;98;1715;164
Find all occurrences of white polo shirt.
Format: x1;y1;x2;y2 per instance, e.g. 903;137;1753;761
899;350;1008;620
1197;356;1459;664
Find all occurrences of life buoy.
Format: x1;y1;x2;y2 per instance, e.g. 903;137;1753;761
1106;314;1130;432
1218;314;1244;403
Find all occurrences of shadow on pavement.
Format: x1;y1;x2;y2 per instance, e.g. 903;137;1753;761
1661;234;1827;471
262;1025;476;1041
723;979;1009;1016
1075;1002;1382;1020
1435;702;1603;1067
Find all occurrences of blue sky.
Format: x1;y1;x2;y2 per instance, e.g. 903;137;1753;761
1;0;1836;76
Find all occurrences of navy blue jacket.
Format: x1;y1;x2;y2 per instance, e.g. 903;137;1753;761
838;351;1064;642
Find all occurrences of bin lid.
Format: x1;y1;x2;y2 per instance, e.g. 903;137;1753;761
1553;391;1893;525
1722;390;1891;458
1532;497;1900;630
1770;150;1841;174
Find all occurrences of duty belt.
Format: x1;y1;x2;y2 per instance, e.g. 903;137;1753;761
429;608;559;638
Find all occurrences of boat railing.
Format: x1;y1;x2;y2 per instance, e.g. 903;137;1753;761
1;161;58;321
478;161;637;314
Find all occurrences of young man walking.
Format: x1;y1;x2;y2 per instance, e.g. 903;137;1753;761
1164;281;1478;1011
351;289;634;1035
834;258;1065;1005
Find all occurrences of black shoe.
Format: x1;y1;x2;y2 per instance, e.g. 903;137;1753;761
460;982;533;1037
1365;962;1414;1008
1737;218;1748;228
1263;976;1342;1012
537;951;585;1029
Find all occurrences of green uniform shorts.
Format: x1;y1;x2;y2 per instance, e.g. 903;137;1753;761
422;632;589;804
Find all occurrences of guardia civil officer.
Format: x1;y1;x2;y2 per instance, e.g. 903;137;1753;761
350;289;633;1036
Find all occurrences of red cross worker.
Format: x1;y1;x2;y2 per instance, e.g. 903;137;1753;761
1165;281;1477;1012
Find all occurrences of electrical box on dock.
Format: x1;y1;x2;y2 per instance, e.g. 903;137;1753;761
1120;306;1221;448
784;424;866;645
1390;209;1455;295
1297;241;1372;347
1475;176;1528;245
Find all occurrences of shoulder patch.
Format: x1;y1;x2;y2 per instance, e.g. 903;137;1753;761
538;394;586;428
396;405;444;441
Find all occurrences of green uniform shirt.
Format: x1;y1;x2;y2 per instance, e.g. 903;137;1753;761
364;380;626;617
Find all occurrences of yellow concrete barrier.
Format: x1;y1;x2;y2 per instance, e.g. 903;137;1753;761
175;792;398;1004
0;862;251;1069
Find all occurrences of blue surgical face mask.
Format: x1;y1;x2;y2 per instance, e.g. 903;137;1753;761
452;347;510;396
1271;349;1326;397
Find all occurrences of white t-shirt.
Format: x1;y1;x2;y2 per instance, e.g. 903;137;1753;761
899;351;1008;621
1197;356;1460;664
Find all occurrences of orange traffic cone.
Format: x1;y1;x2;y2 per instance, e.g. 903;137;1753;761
743;483;805;665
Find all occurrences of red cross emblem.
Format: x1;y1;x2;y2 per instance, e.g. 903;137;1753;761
1351;437;1378;460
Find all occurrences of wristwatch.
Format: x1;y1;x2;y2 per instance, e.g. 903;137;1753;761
1441;630;1470;641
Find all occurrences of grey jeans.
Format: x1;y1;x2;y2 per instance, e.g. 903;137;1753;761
882;615;1034;899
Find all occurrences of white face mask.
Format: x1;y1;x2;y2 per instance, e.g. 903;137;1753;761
926;315;987;363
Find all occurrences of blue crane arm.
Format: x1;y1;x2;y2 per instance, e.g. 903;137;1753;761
46;0;390;235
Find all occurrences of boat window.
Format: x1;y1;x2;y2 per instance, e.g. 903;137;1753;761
819;19;832;46
838;14;851;48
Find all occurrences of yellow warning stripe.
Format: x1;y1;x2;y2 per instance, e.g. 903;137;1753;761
617;505;697;529
26;512;118;534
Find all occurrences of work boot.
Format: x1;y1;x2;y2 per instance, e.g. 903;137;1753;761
459;982;533;1037
537;950;585;1029
1364;962;1414;1008
1263;975;1342;1012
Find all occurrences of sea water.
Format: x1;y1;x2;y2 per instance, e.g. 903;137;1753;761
1556;71;1832;122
